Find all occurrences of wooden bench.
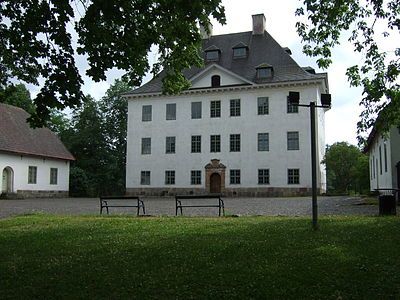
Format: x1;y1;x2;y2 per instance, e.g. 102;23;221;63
100;196;145;216
175;194;225;216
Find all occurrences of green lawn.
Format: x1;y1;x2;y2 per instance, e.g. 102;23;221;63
1;215;399;299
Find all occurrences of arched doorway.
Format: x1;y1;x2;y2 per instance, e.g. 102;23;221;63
205;159;226;194
210;173;221;193
2;167;14;194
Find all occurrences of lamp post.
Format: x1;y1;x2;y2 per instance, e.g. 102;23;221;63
288;91;331;230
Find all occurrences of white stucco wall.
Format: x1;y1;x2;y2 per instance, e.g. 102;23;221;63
0;152;70;192
126;83;327;191
368;132;393;190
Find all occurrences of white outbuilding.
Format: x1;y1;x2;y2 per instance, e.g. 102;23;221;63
0;103;74;198
124;14;330;197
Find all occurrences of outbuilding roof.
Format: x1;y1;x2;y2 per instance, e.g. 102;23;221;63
0;103;75;161
126;30;327;96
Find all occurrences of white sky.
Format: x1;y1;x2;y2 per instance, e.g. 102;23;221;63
27;0;393;146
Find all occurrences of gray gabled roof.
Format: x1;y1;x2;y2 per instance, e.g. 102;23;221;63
0;103;75;161
127;30;326;95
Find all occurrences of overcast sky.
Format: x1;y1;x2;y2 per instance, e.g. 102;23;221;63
27;1;382;146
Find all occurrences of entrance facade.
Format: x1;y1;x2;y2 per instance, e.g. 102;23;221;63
205;159;226;194
2;167;14;194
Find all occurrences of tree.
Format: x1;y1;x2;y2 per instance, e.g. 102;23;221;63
0;83;35;114
65;95;111;196
1;1;225;127
323;142;369;194
296;1;400;145
99;78;132;195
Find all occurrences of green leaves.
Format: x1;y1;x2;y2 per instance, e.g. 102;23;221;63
1;0;225;127
297;0;400;145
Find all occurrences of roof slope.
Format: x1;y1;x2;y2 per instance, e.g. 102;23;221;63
0;103;75;160
128;30;326;95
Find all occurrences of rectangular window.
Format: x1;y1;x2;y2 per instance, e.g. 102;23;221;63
142;105;152;122
206;50;219;61
165;170;175;185
379;145;382;175
258;133;269;151
191;170;202;185
210;135;221;152
258;169;270;184
191;135;201;153
166;103;176;120
230;169;241;184
50;168;58;185
233;47;247;58
28;166;37;184
141;137;151;155
166;136;176;154
384;143;388;172
287;97;299;113
373;155;375;178
230;99;241;117
230;134;241;152
288;169;300;184
257;97;269;115
287;131;299;150
210;100;221;118
140;171;150;185
191;102;202;119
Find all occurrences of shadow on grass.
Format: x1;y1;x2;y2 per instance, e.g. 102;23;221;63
0;215;399;299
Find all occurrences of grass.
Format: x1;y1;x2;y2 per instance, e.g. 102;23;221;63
1;215;399;299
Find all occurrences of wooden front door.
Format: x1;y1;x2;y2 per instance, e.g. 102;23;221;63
210;173;221;194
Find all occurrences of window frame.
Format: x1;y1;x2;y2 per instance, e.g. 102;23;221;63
258;169;270;185
50;168;58;185
166;103;176;120
205;50;219;61
191;102;202;119
210;100;221;118
257;97;269;115
233;47;247;58
288;169;300;184
210;135;221;153
287;131;300;150
230;169;241;185
141;137;151;155
230;134;241;152
287;97;299;113
165;170;175;185
190;170;202;185
166;136;176;154
28;166;37;184
140;171;151;185
230;99;241;117
258;133;269;151
142;105;152;122
191;135;201;153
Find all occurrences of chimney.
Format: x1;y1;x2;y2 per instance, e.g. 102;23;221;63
252;14;266;35
200;21;213;39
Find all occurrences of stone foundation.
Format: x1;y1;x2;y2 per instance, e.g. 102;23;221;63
14;190;69;199
126;187;319;197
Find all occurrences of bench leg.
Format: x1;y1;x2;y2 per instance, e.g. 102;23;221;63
142;203;146;215
106;206;109;215
100;206;103;215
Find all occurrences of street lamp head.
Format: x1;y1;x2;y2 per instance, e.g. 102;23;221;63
321;93;331;107
288;91;300;105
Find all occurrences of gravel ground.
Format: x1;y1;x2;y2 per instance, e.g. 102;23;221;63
0;196;380;219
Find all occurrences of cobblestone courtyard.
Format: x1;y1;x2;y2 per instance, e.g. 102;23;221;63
0;196;379;219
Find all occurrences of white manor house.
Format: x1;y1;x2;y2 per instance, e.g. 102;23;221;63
124;14;330;197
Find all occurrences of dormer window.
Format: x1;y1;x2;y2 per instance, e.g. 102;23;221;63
204;45;221;62
232;42;248;59
256;63;274;79
206;50;219;61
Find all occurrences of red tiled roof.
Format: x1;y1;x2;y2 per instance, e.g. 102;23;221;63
0;103;75;161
